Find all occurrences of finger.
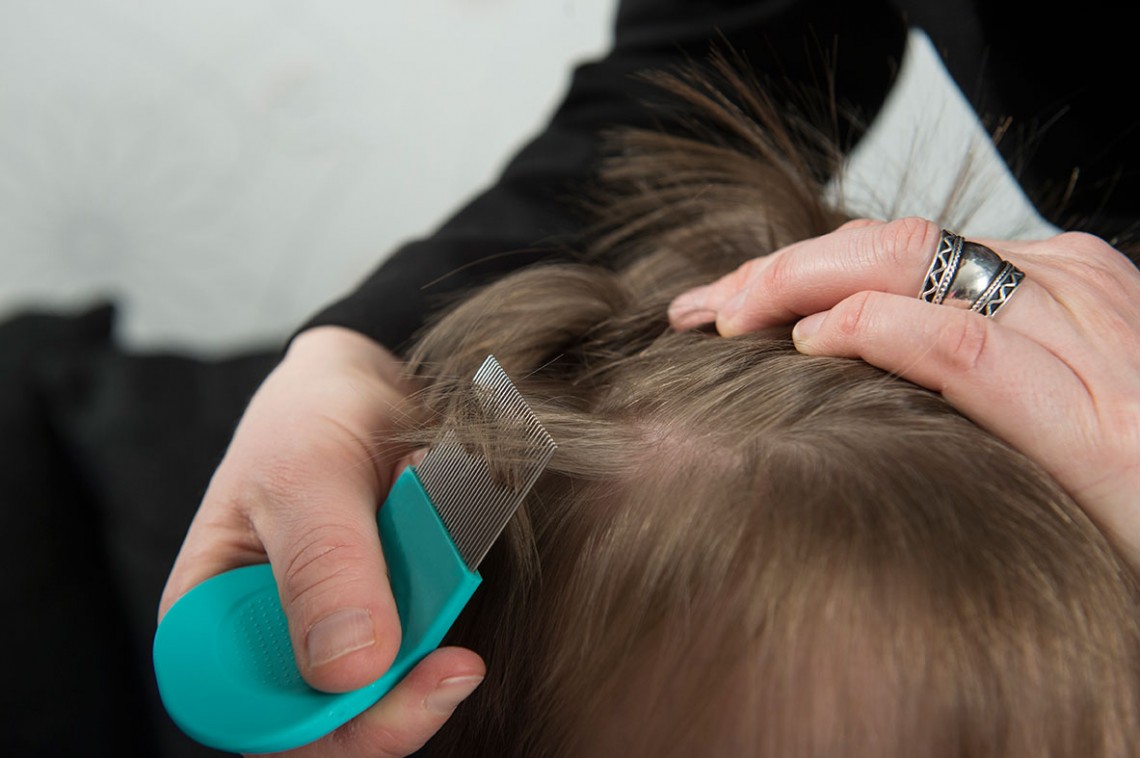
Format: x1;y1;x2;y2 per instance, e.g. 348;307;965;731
159;500;270;620
668;217;921;331
248;439;405;694
667;219;886;330
719;217;948;335
668;254;767;330
792;291;1095;488
259;647;486;758
674;217;1068;352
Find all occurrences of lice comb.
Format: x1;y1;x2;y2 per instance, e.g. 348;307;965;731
153;355;555;754
421;356;556;569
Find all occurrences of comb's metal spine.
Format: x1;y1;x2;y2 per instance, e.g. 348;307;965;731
416;356;556;571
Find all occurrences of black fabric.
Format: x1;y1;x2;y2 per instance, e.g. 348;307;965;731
898;0;1140;244
304;0;908;354
303;0;1140;355
0;305;276;757
0;307;148;757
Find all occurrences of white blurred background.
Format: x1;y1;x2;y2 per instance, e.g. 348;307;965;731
0;0;616;354
1;3;1062;357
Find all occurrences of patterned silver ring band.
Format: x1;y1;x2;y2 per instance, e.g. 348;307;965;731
918;229;1025;318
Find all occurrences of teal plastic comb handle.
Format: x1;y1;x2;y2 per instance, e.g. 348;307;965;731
153;466;482;754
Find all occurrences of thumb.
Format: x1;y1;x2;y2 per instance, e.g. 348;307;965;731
252;442;405;693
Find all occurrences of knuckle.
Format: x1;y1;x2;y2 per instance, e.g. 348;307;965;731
365;725;428;758
877;217;940;268
758;250;798;294
721;257;763;300
246;452;319;508
831;291;878;341
939;312;991;374
1073;259;1127;299
280;521;368;608
333;717;426;758
337;711;430;756
1043;232;1135;281
1054;230;1106;254
1027;231;1140;317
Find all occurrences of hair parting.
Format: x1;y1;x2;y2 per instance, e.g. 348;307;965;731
389;52;1140;757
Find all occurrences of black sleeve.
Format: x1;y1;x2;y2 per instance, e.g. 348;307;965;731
896;0;1140;251
300;0;906;354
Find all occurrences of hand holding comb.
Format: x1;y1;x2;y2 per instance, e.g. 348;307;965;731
153;356;556;753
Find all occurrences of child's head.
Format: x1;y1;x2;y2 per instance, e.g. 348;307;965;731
398;57;1140;756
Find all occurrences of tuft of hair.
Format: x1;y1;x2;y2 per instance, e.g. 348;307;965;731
397;54;1140;757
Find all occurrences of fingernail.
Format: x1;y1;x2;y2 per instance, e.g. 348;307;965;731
670;286;709;313
425;675;484;715
792;311;827;348
669;307;717;331
669;289;718;330
306;607;376;668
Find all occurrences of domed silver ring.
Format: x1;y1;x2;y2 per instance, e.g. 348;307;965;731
918;229;1025;318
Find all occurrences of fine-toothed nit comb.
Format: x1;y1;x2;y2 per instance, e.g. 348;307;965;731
153;355;556;754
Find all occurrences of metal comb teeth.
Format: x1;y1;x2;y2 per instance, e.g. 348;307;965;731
416;355;557;571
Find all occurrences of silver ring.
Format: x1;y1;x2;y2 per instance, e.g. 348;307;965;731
918;229;1025;318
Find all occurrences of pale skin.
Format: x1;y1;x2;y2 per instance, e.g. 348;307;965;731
159;218;1139;756
669;216;1140;571
158;326;485;758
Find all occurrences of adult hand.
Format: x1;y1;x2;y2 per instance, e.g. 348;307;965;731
158;326;484;757
669;217;1140;570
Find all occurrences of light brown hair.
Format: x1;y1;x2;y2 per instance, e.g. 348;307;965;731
398;54;1140;756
